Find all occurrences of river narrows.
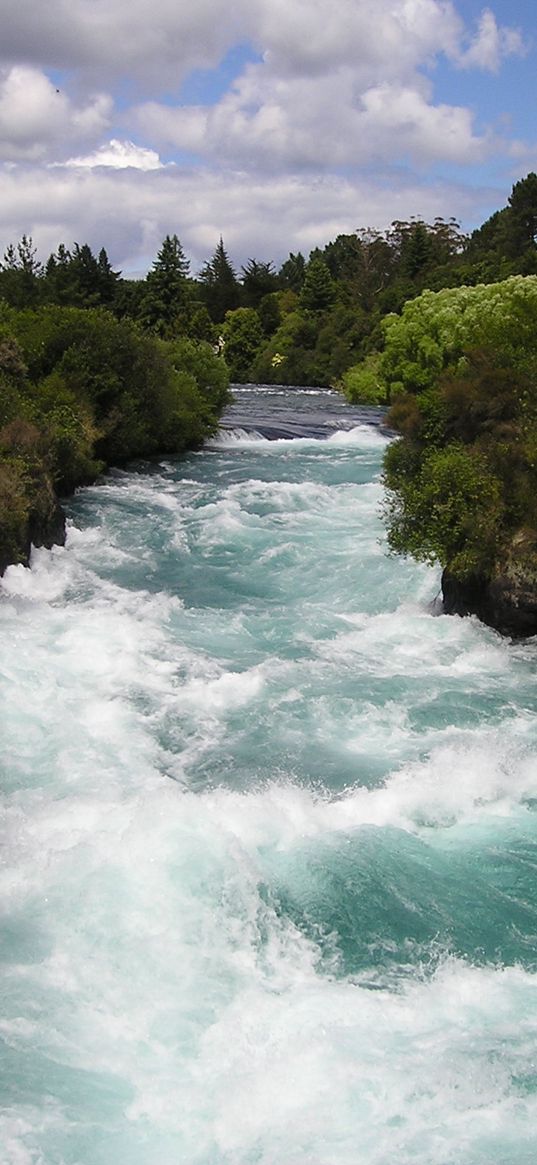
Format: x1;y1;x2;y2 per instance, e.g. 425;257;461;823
1;386;537;1165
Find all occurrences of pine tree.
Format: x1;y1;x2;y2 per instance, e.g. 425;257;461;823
240;259;279;308
17;235;43;276
2;243;18;271
142;234;191;334
299;258;336;312
198;238;240;322
505;173;537;259
97;248;120;306
45;244;77;305
70;243;107;306
279;251;306;291
0;236;43;306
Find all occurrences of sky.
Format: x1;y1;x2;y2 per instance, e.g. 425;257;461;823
0;0;536;277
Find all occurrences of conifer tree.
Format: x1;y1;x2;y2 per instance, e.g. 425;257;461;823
142;234;191;334
279;251;306;291
299;257;336;312
70;243;106;306
240;258;279;308
0;235;43;306
505;173;537;260
97;248;120;305
198;238;240;322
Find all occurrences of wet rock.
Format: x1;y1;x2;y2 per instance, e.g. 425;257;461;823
0;471;66;576
442;530;537;638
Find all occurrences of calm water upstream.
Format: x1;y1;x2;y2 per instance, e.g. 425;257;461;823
1;385;537;1165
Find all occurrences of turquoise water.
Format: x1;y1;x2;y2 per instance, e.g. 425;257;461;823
1;385;537;1164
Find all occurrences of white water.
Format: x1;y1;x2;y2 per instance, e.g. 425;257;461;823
1;388;536;1164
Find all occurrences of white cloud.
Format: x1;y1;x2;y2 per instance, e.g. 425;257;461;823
457;8;525;73
128;2;522;175
0;1;529;278
358;84;487;165
0;162;491;274
59;139;164;171
0;0;524;90
256;0;463;79
0;66;111;162
0;0;254;88
133;67;488;172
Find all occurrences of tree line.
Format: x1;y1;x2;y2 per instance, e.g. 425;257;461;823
3;173;537;389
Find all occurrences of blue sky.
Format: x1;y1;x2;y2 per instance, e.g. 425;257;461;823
0;0;536;275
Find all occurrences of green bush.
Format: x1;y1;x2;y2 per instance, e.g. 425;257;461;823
0;303;230;571
383;442;504;578
340;354;387;404
380;280;537;584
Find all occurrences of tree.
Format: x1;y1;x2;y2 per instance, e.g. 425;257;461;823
383;441;504;578
379;276;537;399
379;276;537;607
279;252;306;292
505;172;537;260
0;303;231;573
0;236;43;307
198;238;240;322
222;308;263;382
299;258;336;312
322;229;395;311
142;234;191;334
322;233;363;283
341;354;386;405
43;243;120;309
257;292;281;337
240;259;279;308
462;176;537;281
45;244;75;305
97;248;120;305
70;244;105;306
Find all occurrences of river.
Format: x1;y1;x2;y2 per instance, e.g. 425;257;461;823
1;385;537;1165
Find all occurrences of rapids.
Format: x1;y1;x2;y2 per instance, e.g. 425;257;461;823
1;385;536;1165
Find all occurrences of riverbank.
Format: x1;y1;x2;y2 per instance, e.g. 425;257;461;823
0;306;230;575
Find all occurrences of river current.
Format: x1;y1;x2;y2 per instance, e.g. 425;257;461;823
1;385;537;1165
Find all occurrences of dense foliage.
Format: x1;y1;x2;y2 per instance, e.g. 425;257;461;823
0;305;229;571
379;279;537;583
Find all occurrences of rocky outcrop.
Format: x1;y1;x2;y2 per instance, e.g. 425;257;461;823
442;530;537;638
0;469;66;576
27;475;66;560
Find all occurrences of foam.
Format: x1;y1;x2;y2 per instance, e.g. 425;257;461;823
2;392;537;1162
209;423;387;451
313;599;515;679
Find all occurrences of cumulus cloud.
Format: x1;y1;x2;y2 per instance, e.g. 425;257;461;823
256;0;463;80
128;2;522;173
357;84;488;165
457;8;526;72
0;0;254;88
134;67;488;172
0;0;523;90
58;139;164;171
0;66;111;162
0;1;529;275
